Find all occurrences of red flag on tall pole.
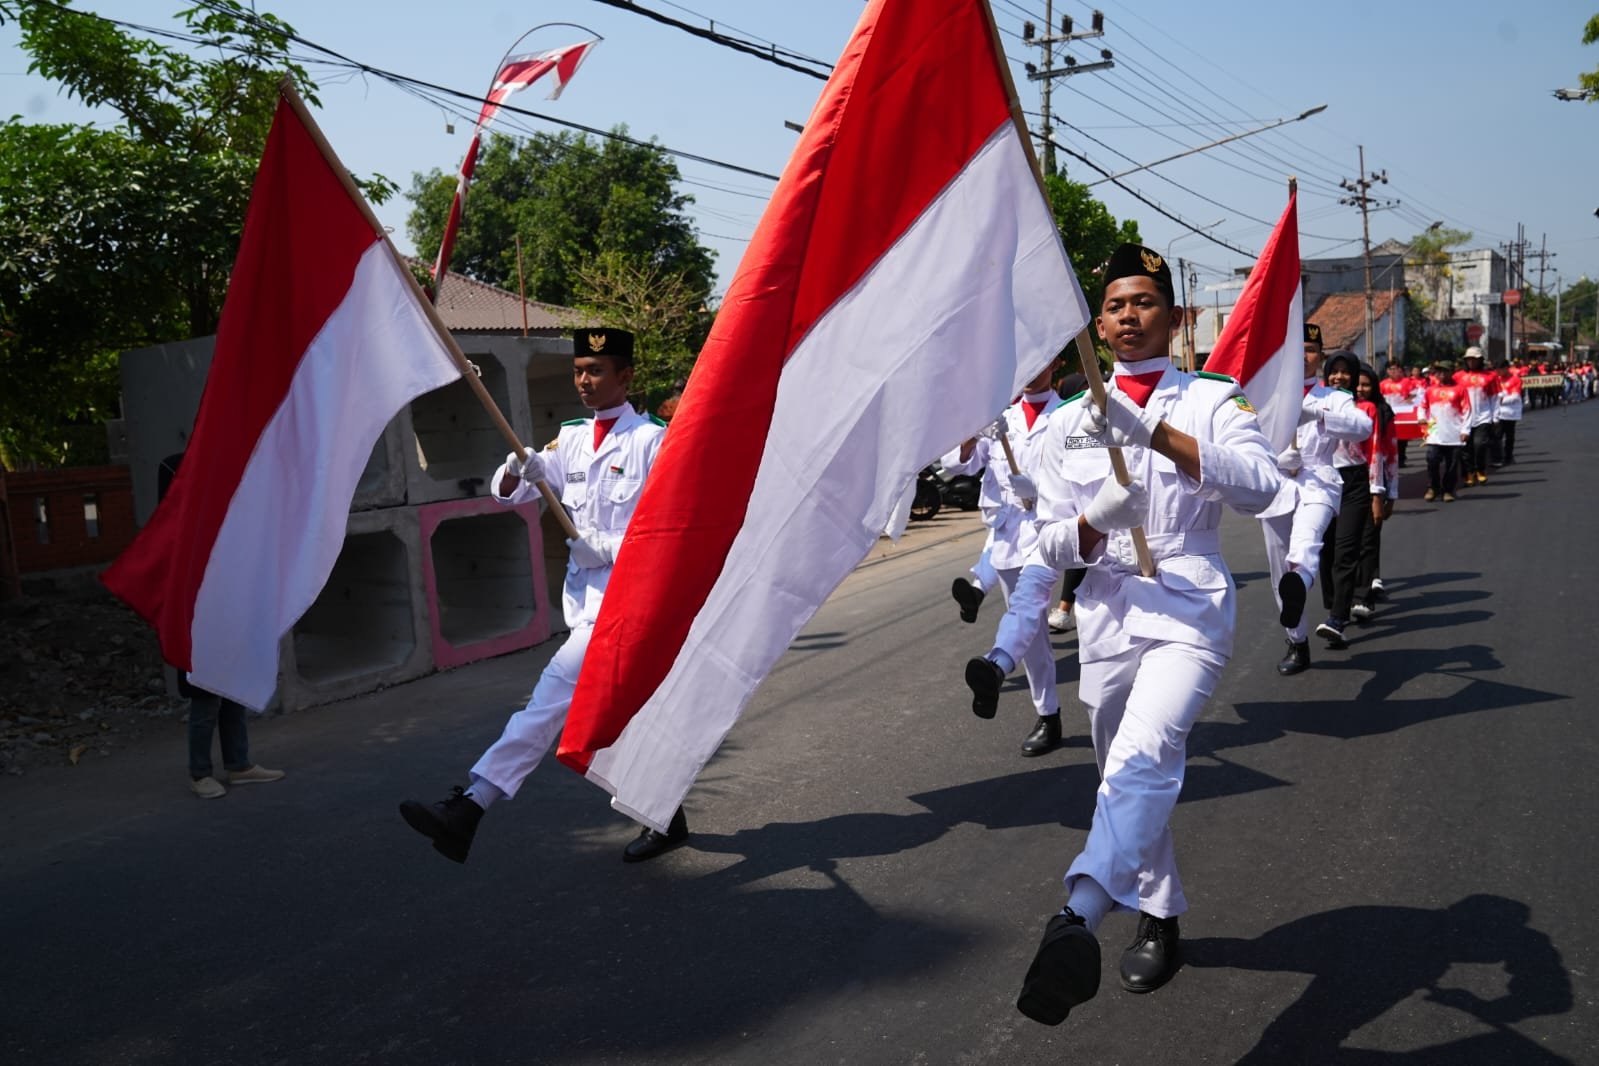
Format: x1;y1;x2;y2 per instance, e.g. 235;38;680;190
430;33;600;293
1204;184;1304;453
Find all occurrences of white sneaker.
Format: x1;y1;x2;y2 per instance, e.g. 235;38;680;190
1350;603;1374;621
1370;577;1386;593
227;765;285;785
190;776;226;799
1047;607;1074;632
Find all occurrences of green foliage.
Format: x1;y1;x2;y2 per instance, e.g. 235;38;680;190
1041;167;1141;370
405;128;715;401
405;129;714;310
1520;276;1598;348
1404;226;1473;316
1581;14;1599;100
0;0;391;468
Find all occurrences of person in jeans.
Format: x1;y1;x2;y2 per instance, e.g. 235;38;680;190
1351;364;1398;622
187;686;285;799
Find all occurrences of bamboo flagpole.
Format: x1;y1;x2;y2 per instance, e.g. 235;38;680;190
975;2;1155;577
276;81;579;541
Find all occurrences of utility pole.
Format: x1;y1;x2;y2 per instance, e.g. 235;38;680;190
1339;146;1396;360
1023;8;1110;176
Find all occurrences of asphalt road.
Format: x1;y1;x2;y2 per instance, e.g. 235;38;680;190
4;405;1595;1064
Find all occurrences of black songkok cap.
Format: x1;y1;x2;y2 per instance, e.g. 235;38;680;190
572;327;635;364
1305;323;1323;346
1102;243;1175;305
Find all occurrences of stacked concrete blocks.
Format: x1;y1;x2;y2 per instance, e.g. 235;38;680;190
419;496;553;671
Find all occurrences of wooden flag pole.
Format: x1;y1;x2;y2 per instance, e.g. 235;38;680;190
974;4;1154;577
277;81;579;541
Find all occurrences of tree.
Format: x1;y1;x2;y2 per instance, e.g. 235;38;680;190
1403;226;1473;318
570;252;710;401
1580;14;1599;100
1041;166;1142;373
0;0;393;468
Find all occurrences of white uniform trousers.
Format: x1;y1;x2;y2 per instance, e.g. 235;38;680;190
1261;501;1335;642
1063;637;1227;919
470;625;592;798
995;566;1060;717
969;543;998;594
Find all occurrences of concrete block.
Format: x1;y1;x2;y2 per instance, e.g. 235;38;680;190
280;506;433;711
119;335;406;523
403;336;534;505
419;496;553;670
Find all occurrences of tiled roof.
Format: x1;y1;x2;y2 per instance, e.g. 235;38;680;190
429;269;587;334
1307;289;1403;350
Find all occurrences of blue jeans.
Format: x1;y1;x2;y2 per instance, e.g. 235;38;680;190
188;690;250;779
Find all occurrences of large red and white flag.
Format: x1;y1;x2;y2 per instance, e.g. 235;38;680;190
1204;190;1303;452
102;94;462;710
555;0;1089;831
430;37;599;284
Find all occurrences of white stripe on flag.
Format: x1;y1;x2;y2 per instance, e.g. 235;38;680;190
188;246;461;707
583;124;1087;829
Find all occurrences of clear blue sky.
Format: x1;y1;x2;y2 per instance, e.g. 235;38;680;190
5;0;1599;303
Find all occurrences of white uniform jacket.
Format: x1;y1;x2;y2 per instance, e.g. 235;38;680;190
491;405;665;628
1030;368;1279;663
1259;384;1372;520
940;391;1057;571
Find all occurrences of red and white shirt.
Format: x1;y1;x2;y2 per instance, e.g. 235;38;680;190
1423;384;1470;445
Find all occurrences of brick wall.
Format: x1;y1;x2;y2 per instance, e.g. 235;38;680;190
2;466;137;574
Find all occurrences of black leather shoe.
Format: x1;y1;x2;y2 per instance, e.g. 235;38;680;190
1277;571;1306;628
951;578;985;623
1119;912;1181;993
623;806;689;863
1276;639;1310;676
1017;909;1101;1026
399;786;483;864
1021;714;1062;756
964;657;1003;720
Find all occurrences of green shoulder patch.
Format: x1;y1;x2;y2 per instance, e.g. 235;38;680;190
1196;370;1237;384
648;413;668;427
1059;389;1087;406
1233;395;1255;413
560;417;588;427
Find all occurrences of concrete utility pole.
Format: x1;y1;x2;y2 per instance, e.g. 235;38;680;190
1024;6;1111;176
1339;146;1396;360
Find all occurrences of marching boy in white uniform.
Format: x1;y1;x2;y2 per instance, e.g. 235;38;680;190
944;359;1067;756
399;328;688;865
970;245;1279;1026
1258;323;1371;676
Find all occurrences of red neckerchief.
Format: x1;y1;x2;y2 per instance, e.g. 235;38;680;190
1021;399;1049;429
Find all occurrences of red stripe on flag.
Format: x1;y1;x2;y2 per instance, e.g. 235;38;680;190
557;0;1015;772
1206;192;1300;385
101;96;381;670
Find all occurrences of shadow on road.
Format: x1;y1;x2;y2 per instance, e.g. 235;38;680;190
1185;895;1574;1064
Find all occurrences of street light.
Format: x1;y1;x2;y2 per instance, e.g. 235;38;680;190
1167;220;1224;371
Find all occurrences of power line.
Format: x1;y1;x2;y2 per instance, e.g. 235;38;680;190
582;0;830;80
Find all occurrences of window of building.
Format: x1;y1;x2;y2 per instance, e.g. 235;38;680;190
83;493;100;538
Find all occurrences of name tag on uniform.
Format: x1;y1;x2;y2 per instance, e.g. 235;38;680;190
566;471;586;484
1063;435;1106;450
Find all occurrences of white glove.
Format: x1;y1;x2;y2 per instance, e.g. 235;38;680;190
1081;390;1160;448
1277;446;1303;475
1007;472;1037;507
506;449;544;482
1081;476;1149;534
566;533;615;570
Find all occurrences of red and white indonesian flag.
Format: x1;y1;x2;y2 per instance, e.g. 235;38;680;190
430;38;598;282
556;0;1089;831
1204;190;1303;453
102;94;461;710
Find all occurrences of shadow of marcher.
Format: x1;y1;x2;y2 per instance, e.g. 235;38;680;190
1186;895;1574;1064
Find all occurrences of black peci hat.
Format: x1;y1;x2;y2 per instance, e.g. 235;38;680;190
1305;323;1323;346
1102;243;1175;306
572;327;635;364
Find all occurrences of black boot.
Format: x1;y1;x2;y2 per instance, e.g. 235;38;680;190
399;786;483;864
623;806;689;863
1277;571;1306;629
1119;912;1181;993
1017;908;1102;1026
951;578;985;623
1021;714;1062;757
1276;638;1310;676
964;657;1004;719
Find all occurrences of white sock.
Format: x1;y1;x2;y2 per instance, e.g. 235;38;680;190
464;776;504;810
1064;877;1115;931
1298;570;1313;591
986;649;1016;674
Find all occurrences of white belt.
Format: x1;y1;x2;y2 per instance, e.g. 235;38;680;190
1104;528;1221;568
